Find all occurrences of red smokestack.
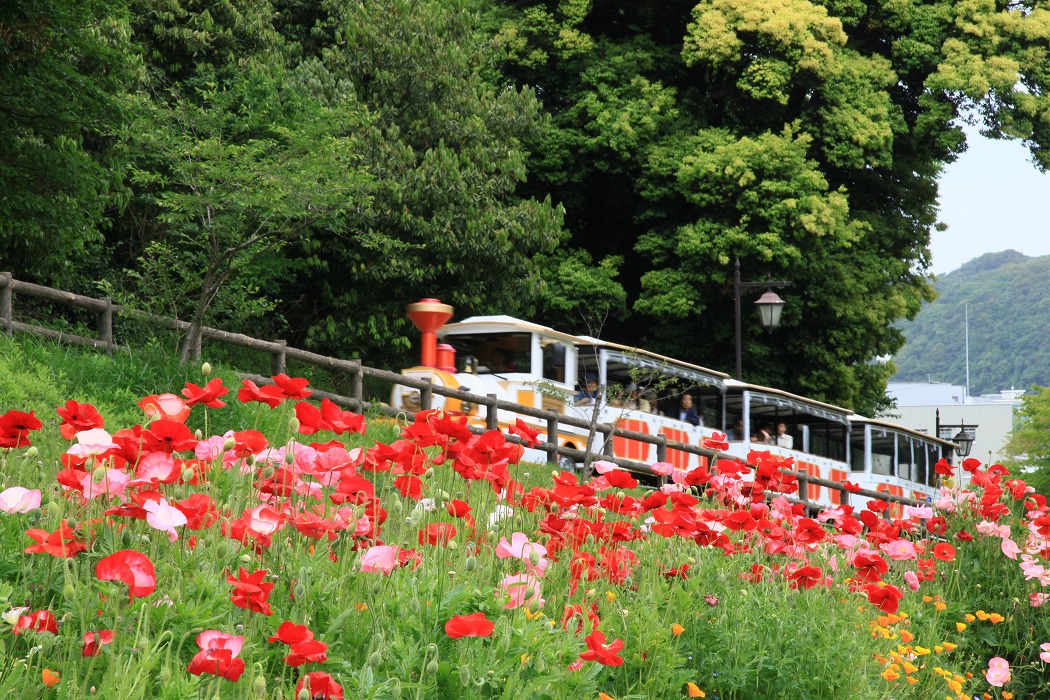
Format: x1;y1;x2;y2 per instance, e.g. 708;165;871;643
407;298;453;368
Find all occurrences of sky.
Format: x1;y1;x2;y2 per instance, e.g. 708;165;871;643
931;128;1050;275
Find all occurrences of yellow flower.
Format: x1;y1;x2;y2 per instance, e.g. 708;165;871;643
987;613;1004;624
520;653;530;665
975;610;988;621
606;591;616;603
907;676;919;685
882;668;901;682
900;630;915;643
1003;692;1014;699
356;602;368;611
942;642;957;652
923;595;933;603
686;683;706;698
934;601;947;611
964;613;976;623
671;623;685;636
914;646;931;655
934;645;944;653
903;661;919;674
956;622;966;633
598;693;616;700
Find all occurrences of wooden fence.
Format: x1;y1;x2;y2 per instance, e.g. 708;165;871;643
0;272;925;511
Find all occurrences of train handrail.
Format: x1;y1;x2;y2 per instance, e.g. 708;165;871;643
0;271;928;510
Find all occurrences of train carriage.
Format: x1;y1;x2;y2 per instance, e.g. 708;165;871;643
391;300;960;509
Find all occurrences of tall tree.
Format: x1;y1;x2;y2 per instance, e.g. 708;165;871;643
487;0;1050;415
0;0;136;287
1003;386;1050;496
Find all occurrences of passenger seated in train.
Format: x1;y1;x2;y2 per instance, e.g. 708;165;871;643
574;374;599;405
751;425;771;443
727;418;744;441
774;421;794;449
626;384;652;412
668;393;701;426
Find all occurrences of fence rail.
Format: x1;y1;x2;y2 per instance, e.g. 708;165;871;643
0;272;925;511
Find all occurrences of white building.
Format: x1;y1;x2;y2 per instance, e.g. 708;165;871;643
884;382;1021;465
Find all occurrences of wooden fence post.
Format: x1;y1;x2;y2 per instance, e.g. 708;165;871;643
0;272;11;336
98;297;114;354
272;340;287;376
420;378;433;411
485;394;498;430
353;362;364;413
547;414;560;465
656;434;667;464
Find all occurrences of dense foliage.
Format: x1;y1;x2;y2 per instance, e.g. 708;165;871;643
1004;385;1050;495
893;251;1050;395
4;0;1050;411
0;335;1049;699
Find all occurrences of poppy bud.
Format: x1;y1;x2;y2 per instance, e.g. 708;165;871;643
194;428;203;440
522;472;530;480
245;454;256;466
390;680;402;699
294;582;306;598
465;542;476;556
426;643;438;655
459;665;471;685
140;534;150;544
425;660;439;675
201;362;212;376
440;490;450;501
424;468;435;480
284;450;295;465
549;502;559;513
25;446;38;458
410;599;420;612
158;667;171;685
181;467;195;482
297;689;311;700
464;556;477;571
289;417;300;434
239;554;252;564
121;529;133;548
369;650;383;668
92;465;107;482
46;500;61;519
371;581;382;596
447;540;458;550
222;437;237;452
528;549;540;566
261;465;275;480
252;675;266;698
616;491;625;500
65;518;78;530
63;583;76;601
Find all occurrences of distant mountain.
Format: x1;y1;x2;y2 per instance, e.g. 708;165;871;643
892;250;1050;394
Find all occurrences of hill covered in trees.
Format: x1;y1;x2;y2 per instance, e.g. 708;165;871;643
892;250;1050;394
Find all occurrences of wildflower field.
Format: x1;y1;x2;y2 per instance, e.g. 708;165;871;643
0;337;1048;699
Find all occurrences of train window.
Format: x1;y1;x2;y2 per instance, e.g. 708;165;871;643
810;422;846;462
871;432;894;476
450;333;531;374
850;431;866;472
926;444;940;486
897;434;914;482
541;341;566;382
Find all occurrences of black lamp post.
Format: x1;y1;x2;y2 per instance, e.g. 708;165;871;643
734;259;789;380
935;408;977;458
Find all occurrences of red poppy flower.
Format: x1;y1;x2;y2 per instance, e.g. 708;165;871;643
143;419;197;453
445;612;495;638
447;499;472;518
933;542;956;561
95;550;157;601
851;551;889;583
25;520;87;558
285;639;329;666
787;565;826;590
273;373;313;399
227;567;274;616
295;401;326;435
843;481;862;493
418;522;457;546
82;629;115;656
579;630;625;666
863;583;903;613
181;378;228;408
604;470;639;489
319;398;365;435
232;430;268;457
393;475;424;500
0;409;42;448
508;419;541;448
296;672;344;700
934;457;954;476
926;516;947;536
268;621;314;645
13;609;58;635
188;631;245;682
955;530;975;542
237;379;285;408
56;400;105;439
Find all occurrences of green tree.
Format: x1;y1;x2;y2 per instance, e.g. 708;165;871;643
269;0;568;366
487;0;1050;415
0;0;137;287
1003;386;1050;496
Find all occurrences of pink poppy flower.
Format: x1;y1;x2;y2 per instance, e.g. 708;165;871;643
985;656;1010;687
80;469;129;501
498;573;543;609
67;428;119;457
1001;538;1021;560
592;460;620;474
879;538;917;561
1040;643;1050;663
0;486;41;514
650;462;674;476
1030;593;1050;607
904;570;920;591
360;545;399;574
144;498;188;542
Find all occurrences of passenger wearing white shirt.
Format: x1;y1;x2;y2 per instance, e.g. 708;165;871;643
775;422;793;449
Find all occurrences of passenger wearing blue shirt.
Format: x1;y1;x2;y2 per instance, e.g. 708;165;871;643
671;393;701;426
575;375;599;405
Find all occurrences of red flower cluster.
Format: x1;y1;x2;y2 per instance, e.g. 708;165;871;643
228;567;275;616
445;612;495;638
268;621;329;666
0;409;42;448
95;550;156;601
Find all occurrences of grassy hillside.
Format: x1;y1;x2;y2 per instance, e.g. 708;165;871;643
892;250;1050;394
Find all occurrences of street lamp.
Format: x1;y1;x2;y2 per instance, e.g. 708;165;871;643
935;408;977;458
734;258;790;380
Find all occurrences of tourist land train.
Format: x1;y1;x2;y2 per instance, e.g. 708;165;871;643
391;299;958;510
